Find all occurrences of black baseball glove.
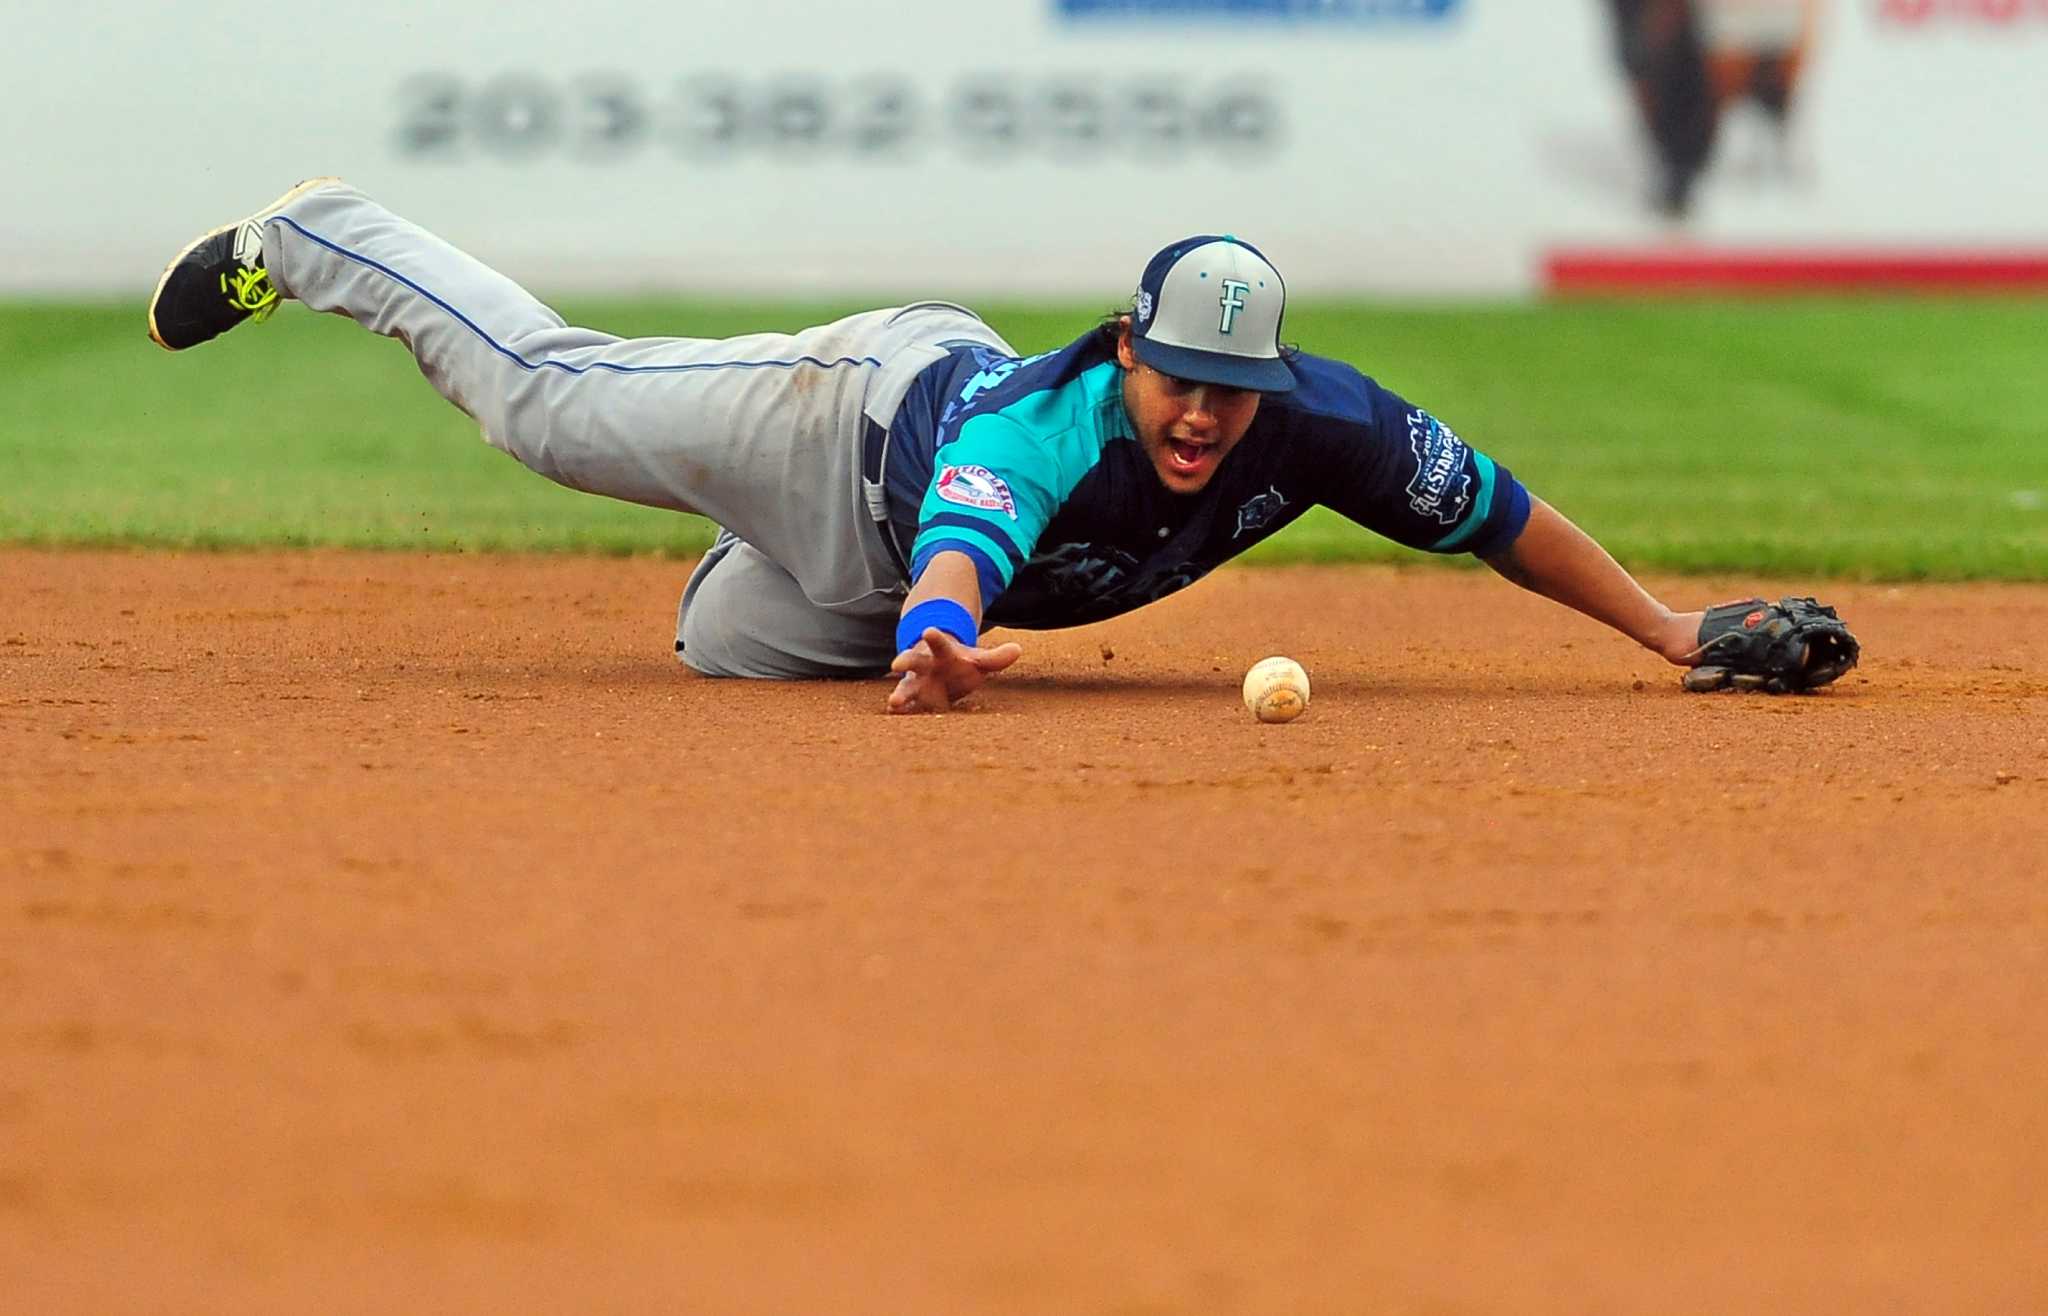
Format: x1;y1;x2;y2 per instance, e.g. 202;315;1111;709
1681;596;1861;693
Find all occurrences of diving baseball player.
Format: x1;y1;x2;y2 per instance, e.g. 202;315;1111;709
146;179;1857;711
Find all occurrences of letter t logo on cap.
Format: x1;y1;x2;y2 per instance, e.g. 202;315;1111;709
1218;279;1250;334
1129;233;1295;393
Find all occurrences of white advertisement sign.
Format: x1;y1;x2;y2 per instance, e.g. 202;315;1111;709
3;1;2043;296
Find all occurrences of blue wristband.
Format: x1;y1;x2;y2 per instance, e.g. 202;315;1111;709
896;599;978;655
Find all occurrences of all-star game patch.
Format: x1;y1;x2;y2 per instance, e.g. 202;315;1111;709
1404;409;1472;526
935;465;1019;519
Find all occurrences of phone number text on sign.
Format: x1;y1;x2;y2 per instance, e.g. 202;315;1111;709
395;73;1283;163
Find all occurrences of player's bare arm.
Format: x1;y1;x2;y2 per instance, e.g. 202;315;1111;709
887;550;1022;715
1482;497;1703;665
1478;500;1857;691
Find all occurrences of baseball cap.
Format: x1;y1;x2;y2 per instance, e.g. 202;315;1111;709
1128;234;1294;394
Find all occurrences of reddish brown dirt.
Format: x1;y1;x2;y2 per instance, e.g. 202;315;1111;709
3;549;2045;1315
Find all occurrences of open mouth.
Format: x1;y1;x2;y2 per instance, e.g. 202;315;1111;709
1166;438;1211;471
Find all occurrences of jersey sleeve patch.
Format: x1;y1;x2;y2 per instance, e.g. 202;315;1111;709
934;464;1018;519
1405;411;1472;526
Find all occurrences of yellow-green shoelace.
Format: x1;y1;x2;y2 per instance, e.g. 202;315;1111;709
220;266;280;322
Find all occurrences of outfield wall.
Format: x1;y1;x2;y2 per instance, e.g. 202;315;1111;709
4;0;2044;297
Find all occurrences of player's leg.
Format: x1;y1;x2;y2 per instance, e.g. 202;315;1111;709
145;179;1003;615
674;533;898;679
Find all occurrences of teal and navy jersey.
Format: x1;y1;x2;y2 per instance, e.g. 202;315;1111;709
879;330;1533;630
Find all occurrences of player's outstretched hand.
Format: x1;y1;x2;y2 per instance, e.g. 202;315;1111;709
887;629;1023;714
1679;596;1860;693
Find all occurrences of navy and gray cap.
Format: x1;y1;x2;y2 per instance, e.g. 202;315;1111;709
1129;234;1294;394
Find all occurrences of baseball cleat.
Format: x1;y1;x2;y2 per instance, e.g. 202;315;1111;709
146;177;340;351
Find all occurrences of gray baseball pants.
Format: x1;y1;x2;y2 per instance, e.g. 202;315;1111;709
257;181;1012;678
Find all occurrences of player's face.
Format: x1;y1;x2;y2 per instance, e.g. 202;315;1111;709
1116;328;1262;496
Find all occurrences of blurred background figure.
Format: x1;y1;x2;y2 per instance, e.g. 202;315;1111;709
1607;0;1820;218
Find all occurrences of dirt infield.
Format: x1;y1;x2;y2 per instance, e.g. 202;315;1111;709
3;548;2044;1314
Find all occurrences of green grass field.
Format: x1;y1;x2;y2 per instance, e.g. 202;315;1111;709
3;297;2042;578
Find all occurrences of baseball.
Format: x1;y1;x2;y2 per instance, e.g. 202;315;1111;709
1242;655;1310;723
